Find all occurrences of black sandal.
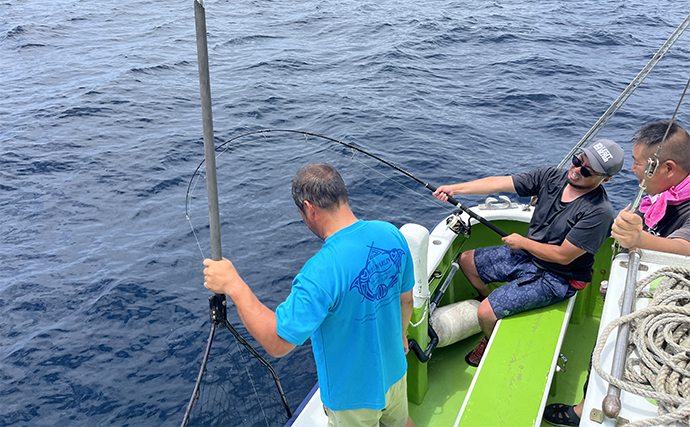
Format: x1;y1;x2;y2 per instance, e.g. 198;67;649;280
543;403;580;427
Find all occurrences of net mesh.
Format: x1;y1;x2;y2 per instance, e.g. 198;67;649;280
183;323;291;427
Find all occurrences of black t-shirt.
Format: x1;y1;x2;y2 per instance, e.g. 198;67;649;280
512;167;615;282
642;199;690;242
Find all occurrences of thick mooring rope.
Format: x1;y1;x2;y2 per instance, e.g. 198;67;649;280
592;267;690;427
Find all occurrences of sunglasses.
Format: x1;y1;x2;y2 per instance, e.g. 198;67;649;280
571;155;602;178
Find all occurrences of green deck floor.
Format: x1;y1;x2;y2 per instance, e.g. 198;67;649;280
407;333;480;427
542;316;601;422
407;316;600;427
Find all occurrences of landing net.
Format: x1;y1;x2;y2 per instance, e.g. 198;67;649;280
182;321;291;427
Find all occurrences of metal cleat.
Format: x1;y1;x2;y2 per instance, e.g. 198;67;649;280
590;408;605;424
478;195;518;210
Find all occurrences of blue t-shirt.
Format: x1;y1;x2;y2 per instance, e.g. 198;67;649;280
275;220;415;411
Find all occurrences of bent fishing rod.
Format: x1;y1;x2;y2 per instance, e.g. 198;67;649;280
186;128;509;238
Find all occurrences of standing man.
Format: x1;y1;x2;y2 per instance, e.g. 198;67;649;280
433;139;624;367
203;163;415;427
544;120;690;427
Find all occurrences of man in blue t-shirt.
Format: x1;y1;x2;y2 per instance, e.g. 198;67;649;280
203;163;415;427
433;139;624;368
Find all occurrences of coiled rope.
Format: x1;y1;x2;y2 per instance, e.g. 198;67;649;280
592;267;690;427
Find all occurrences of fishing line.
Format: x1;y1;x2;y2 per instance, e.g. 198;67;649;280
185;129;509;238
185;130;451;220
185;129;456;259
187;219;206;260
185;134;275;260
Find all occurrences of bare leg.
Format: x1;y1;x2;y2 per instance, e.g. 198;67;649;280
477;298;498;337
573;398;584;418
405;416;415;427
459;250;491;297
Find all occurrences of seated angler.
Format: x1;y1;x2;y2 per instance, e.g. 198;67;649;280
433;139;624;367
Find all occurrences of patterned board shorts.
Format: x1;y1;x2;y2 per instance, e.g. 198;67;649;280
473;245;576;319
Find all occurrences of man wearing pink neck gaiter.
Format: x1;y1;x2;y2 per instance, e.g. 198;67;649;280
612;120;690;256
544;120;690;427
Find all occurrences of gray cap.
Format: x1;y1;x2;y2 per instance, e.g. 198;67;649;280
581;139;624;176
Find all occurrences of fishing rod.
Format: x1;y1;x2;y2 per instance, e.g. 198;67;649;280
185;128;509;238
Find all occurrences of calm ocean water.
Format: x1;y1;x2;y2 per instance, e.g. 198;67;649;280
1;0;689;425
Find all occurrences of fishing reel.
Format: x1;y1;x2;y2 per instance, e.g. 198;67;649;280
446;209;471;237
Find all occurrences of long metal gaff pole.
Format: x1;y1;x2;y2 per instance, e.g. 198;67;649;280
189;3;293;421
195;0;222;263
602;249;640;419
194;0;227;324
180;6;229;427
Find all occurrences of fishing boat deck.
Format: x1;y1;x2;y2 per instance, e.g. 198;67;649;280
408;307;601;426
286;207;611;427
403;207;608;427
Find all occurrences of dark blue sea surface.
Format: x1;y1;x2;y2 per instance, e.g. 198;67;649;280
1;0;689;425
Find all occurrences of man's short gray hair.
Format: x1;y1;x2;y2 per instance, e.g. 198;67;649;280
291;163;349;211
633;120;690;171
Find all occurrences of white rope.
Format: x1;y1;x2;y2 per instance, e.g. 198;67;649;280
592;267;690;427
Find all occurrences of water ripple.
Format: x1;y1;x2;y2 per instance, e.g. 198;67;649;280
1;0;689;425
